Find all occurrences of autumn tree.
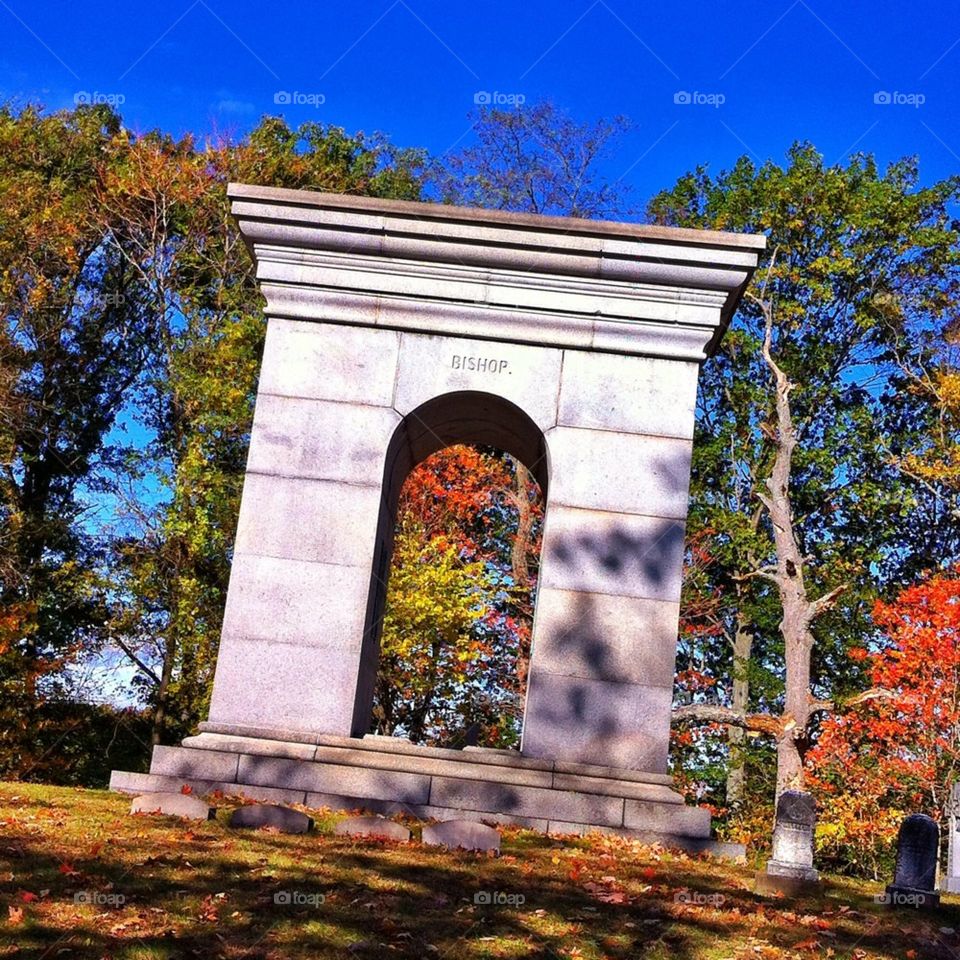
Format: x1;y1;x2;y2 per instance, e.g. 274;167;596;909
0;103;166;775
655;145;960;799
808;568;960;876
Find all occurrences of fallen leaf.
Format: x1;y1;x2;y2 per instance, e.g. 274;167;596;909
7;905;23;925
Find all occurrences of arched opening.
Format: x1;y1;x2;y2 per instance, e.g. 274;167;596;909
351;392;549;748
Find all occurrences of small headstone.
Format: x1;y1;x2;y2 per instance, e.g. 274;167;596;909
131;792;215;820
333;816;411;841
945;784;960;894
229;804;313;834
422;819;500;854
755;791;820;897
886;814;940;909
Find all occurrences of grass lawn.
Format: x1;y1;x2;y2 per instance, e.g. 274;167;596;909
1;782;958;959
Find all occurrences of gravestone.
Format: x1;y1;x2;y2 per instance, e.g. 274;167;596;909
130;792;215;820
110;184;764;853
756;791;820;897
886;814;940;909
229;804;313;834
422;819;501;854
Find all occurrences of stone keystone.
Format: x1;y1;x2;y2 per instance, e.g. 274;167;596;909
333;815;411;841
422;819;500;854
131;792;215;820
229;804;314;834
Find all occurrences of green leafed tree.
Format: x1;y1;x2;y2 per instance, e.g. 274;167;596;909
657;144;960;803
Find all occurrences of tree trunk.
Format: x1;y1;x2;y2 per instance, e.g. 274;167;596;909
726;614;753;805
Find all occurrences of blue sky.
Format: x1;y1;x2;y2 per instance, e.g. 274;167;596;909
2;0;959;206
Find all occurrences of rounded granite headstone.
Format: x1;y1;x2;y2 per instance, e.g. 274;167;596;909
229;804;314;834
891;814;939;893
131;792;215;820
421;819;500;854
333;816;411;841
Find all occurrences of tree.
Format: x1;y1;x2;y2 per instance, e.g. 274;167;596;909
373;445;544;747
433;100;632;219
655;145;960;799
0;103;164;774
808;568;960;876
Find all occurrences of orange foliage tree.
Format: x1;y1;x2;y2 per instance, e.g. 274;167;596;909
807;567;960;876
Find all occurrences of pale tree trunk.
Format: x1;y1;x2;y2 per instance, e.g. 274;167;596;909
751;286;844;799
726;612;753;806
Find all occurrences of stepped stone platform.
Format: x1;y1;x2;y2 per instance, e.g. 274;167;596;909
110;727;743;857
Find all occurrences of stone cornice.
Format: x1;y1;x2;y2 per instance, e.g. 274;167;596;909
228;183;765;361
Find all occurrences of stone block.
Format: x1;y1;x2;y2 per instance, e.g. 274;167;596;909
220;554;369;648
546;427;692;519
428;776;625;828
181;733;318;762
540;506;685;603
206;635;361;736
394;332;562;432
149;745;239;783
623;799;711;838
259;319;399;405
247;394;399;485
557;350;700;439
229;804;314;833
529;587;679;687
303;791;429;818
333;816;411;841
551;773;683;805
238;755;431;805
551;760;674;786
422;819;500;853
131;792;215;820
233;474;381;568
522;672;673;772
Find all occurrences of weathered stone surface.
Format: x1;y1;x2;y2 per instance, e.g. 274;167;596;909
522;672;673;772
219;554;370;648
258;319;399;405
422;819;500;853
528;587;680;687
246;394;398;485
238;755;431;805
149;745;239;783
623;799;711;838
557;351;700;439
182;732;318;761
233;474;382;568
207;634;361;736
547;427;693;519
539;506;686;603
759;791;820;894
229;804;314;833
333;816;411;841
394;332;562;432
131;792;215;820
429;776;624;827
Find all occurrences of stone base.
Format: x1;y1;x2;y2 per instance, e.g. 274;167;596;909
944;877;960;895
755;860;822;898
885;885;940;910
110;729;743;858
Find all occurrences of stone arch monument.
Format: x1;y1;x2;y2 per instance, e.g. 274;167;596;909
112;184;763;852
